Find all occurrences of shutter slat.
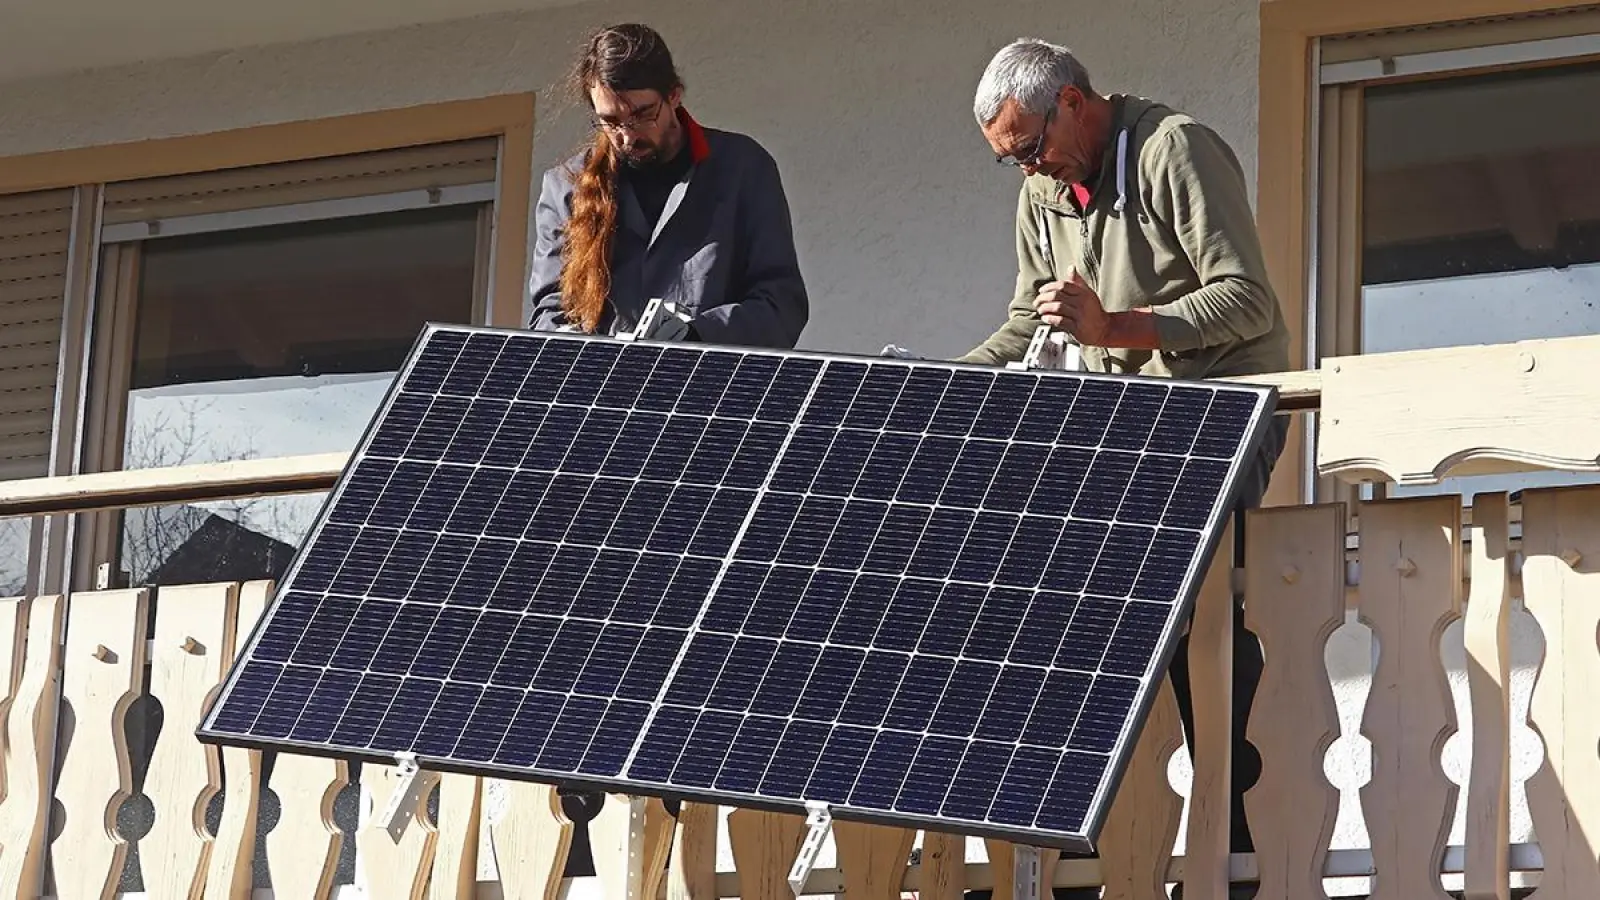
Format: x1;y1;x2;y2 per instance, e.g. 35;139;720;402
0;189;71;482
103;138;499;226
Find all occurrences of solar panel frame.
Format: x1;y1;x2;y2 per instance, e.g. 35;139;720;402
197;322;1279;853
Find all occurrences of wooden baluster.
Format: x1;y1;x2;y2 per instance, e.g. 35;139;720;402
487;780;573;900
726;809;807;900
1182;520;1235;900
1242;504;1345;900
667;801;718;900
1520;485;1600;899
0;594;64;899
427;774;482;900
204;580;269;900
357;762;440;898
264;752;348;898
916;832;967;900
834;822;914;900
985;840;1060;900
589;793;663;900
141;583;239;899
1357;496;1461;900
1097;676;1184;900
50;588;150;900
1463;493;1512;900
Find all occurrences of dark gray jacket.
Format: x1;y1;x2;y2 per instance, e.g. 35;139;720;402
526;118;809;347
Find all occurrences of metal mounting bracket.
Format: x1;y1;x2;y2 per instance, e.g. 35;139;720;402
1012;845;1043;900
786;800;833;898
376;752;439;841
618;297;694;342
1006;324;1083;372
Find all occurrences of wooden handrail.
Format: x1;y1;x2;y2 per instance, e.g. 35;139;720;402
0;370;1321;519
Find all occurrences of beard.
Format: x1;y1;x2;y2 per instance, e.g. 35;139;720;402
619;141;666;170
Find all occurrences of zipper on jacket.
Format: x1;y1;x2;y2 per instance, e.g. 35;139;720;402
1079;215;1100;285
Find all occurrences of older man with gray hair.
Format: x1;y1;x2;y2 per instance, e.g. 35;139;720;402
963;37;1288;900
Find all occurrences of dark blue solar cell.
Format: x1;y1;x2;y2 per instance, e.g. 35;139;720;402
443;468;513;535
784;570;853;643
252;592;321;662
875;578;941;653
828;573;897;647
565;478;633;545
1011;591;1078;667
407;396;472;462
994;516;1063;589
749;642;817;718
538;697;608;770
483;471;553;539
928;659;999;737
523;406;587;470
491;616;561;690
372;678;444;751
1015;379;1074;443
802;728;875;805
715;716;786;793
600;412;669;479
1035;752;1106;831
769;425;831;493
1023;669;1092;747
976;666;1047;742
741;565;810;638
617;628;685;700
928;372;993;436
478;333;541;399
664;633;737;707
725;422;788;489
716;355;782;419
1054;595;1121;672
1146;386;1212;455
1191;390;1259;458
575;624;647;696
897;437;962;504
841;367;908;430
883;368;950;433
861;505;929;574
517;340;581;403
483;405;549;468
528;544;597;616
368;605;438;675
981;443;1049;513
1040;520;1109;593
530;621;604;693
658;558;720;627
1086;525;1156;597
853;433;919;500
553;343;622;407
1120;453;1188;525
1104;601;1171;677
882;655;954;731
454;687;525;762
1134;530;1200;601
949;511;1020;584
794;645;865;720
594;345;661;408
802;363;867;427
838;651;905;728
1101;382;1169;451
495;690;565;768
894;736;967;815
964;587;1032;660
251;665;319;738
415;682;482;756
708;636;775;710
941;740;1012;821
328;458;397;523
405;329;466;393
289;669;361;744
1072;451;1140;521
580;701;650;776
776;496;845;567
612;554;679;624
1058;379;1123;447
675;353;741;415
820;501;890;570
735;494;802;562
366;393;430;458
290;596;359;666
1164;458;1231;530
635;348;699;411
681;419;746;485
989;745;1060;827
688;484;755;556
755;357;823;422
917;583;986;656
404;532;477;601
757;720;830;797
940;440;1008;508
645;485;715;555
440;399;510;465
971;373;1036;440
338;600;401;670
330;672;402;748
672;711;742;787
849;730;920;810
452;610;521;682
810;429;876;497
562;409;628;474
488;541;554;611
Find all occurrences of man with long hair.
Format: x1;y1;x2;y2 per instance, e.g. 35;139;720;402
528;23;809;346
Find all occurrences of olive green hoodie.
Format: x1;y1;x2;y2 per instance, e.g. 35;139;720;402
960;94;1291;381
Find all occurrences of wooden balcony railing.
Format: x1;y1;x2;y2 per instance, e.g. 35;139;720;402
0;334;1596;900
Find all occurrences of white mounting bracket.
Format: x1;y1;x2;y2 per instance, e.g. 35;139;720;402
1007;324;1083;372
786;801;833;898
377;752;438;841
618;297;694;343
1012;845;1043;900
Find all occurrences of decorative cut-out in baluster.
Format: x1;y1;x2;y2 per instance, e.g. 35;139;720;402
487;780;573;900
1182;520;1235;900
264;752;349;898
1097;675;1184;900
356;763;439;899
427;774;482;900
0;594;64;900
50;588;150;900
141;583;239;899
1243;503;1345;900
1357;496;1461;900
1520;485;1600;900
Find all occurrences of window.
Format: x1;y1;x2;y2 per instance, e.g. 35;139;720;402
76;138;501;591
1311;15;1600;504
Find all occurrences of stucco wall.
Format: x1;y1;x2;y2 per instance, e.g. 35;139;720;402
0;0;1262;360
7;0;1542;892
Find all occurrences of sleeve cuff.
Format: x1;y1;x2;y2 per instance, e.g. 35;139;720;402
1149;305;1205;353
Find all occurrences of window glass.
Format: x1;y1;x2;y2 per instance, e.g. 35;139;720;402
117;205;481;586
1361;61;1600;501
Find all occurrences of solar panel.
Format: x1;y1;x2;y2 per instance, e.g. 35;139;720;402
197;324;1277;852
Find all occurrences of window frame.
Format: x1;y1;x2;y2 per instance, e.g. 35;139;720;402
1256;0;1599;509
0;93;536;595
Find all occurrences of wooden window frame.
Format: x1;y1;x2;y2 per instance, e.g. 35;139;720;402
1256;0;1594;509
0;93;536;593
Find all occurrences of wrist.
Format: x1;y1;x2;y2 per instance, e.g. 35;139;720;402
1105;309;1162;350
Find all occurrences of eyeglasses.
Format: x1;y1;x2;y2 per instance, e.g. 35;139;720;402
996;107;1056;168
592;99;666;135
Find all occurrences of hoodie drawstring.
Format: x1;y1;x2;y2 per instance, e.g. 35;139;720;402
1113;128;1129;213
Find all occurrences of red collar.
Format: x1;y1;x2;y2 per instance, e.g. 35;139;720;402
677;106;712;163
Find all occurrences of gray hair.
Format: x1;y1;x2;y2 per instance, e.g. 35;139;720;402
973;38;1094;126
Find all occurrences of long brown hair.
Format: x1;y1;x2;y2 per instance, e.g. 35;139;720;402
560;24;684;332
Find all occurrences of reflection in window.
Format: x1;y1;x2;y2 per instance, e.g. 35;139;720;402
1361;61;1600;501
117;206;481;586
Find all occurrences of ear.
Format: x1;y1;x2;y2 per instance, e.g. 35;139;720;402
667;85;685;109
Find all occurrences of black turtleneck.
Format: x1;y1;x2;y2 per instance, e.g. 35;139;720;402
626;140;693;228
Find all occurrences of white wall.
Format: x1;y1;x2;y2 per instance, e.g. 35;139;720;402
0;0;1262;359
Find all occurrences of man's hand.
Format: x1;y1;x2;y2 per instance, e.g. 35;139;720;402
1032;269;1163;350
1033;270;1112;344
